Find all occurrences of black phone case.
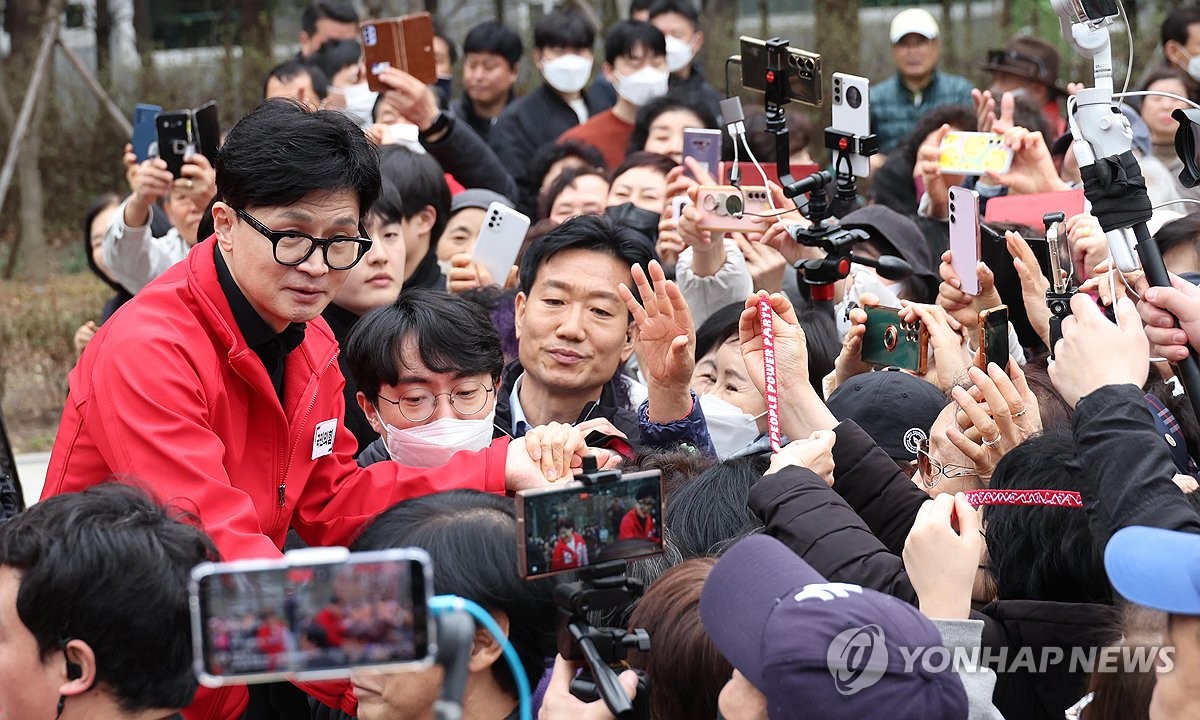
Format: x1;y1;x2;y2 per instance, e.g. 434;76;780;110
155;111;192;178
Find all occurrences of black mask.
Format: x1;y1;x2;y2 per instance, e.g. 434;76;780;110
605;202;661;245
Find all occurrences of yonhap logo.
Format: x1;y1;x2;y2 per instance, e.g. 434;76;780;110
827;624;889;695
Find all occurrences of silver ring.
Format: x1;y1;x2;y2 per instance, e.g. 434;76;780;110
186;179;194;189
982;436;1001;448
1012;409;1027;418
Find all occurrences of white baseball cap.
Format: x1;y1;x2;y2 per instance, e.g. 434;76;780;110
890;8;939;44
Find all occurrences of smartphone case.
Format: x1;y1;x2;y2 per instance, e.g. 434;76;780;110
949;186;982;296
189;548;435;687
472;203;530;284
361;12;436;92
938;131;1013;175
132;104;162;162
682;128;722;180
156;110;193;178
696;185;773;234
977;305;1009;369
192;100;221;167
831;72;870;177
861;306;929;374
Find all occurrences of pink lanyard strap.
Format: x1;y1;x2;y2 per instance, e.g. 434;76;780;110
759;296;783;453
963;489;1083;508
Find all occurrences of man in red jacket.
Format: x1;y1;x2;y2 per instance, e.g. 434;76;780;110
43;99;595;720
618;486;656;540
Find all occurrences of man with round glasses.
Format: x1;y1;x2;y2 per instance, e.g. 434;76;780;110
42;99;597;720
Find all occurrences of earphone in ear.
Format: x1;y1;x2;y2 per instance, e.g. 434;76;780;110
67;660;82;681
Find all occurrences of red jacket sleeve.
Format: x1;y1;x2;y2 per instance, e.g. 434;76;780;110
291;430;511;548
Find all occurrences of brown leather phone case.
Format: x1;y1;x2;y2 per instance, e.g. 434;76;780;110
361;12;436;92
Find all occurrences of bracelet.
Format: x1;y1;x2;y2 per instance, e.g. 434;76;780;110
419;110;451;141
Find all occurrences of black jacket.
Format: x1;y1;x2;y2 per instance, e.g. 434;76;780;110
489;84;609;188
667;64;724;124
452;92;513;144
320;303;377;457
423;112;519;201
492;359;643;443
1073;383;1200;544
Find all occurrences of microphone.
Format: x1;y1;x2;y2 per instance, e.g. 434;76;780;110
852;254;913;281
781;170;832;199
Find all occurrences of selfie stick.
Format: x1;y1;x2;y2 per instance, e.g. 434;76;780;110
758;295;783;452
430;595;533;720
1053;0;1200;418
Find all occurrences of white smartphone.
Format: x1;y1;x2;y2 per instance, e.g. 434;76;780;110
472;202;531;285
831;72;871;178
948;185;982;296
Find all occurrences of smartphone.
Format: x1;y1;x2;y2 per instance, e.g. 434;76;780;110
132;103;162;162
472;202;530;285
861;306;929;374
948;186;982;296
682;128;722;180
977;305;1009;369
189;547;433;687
156;110;193;178
938;131;1014;176
191;100;221;167
830;72;870;178
516;469;664;579
739;37;822;107
696;185;773;233
361;12;437;92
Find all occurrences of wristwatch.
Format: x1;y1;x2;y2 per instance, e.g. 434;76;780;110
419;110;451;141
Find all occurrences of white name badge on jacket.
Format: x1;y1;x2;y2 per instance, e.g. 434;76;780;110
312;419;337;459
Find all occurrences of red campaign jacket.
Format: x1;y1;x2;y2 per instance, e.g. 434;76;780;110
43;238;509;720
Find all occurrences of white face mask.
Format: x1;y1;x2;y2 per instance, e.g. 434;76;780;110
665;35;694;74
1186;52;1200;83
379;410;496;467
341;82;378;128
699;393;763;459
615;66;670;107
835;265;903;341
542;54;593;94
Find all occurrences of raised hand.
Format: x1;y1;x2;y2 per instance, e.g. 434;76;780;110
1049;295;1150;407
618;260;696;423
903;493;983;620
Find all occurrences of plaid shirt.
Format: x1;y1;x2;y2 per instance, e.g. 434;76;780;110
869;70;974;153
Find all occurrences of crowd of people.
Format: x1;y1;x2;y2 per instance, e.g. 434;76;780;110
11;0;1200;719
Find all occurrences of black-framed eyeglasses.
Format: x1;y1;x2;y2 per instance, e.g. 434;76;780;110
377;380;497;423
987;49;1049;83
235;207;372;271
916;438;979;489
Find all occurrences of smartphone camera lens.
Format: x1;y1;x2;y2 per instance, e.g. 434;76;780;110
725;194;744;216
846;86;862;109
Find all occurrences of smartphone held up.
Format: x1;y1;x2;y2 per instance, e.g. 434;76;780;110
189;547;433;686
516;470;665;579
